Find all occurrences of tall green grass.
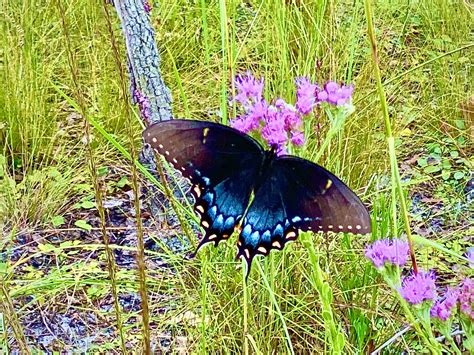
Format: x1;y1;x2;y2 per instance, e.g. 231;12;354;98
1;0;471;353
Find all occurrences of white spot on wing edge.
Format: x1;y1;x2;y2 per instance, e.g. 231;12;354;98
196;205;204;213
272;241;282;249
244;249;250;259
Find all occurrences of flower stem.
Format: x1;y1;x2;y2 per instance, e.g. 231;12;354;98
243;260;249;355
399;301;441;353
302;233;345;354
445;336;462;355
312;108;346;163
363;0;418;274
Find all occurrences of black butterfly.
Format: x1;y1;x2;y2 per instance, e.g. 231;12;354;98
143;119;371;276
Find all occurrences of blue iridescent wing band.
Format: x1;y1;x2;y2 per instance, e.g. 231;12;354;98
143;119;264;251
237;156;371;274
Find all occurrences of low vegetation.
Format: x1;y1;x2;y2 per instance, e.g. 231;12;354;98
0;0;472;353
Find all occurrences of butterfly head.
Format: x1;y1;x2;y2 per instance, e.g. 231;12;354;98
267;144;278;158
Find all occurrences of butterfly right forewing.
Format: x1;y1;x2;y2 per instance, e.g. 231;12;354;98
274;156;371;234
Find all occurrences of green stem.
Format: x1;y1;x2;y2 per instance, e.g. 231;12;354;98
218;0;228;125
302;233;345;354
0;280;30;354
200;0;210;65
58;2;127;351
399;301;441;353
255;262;295;355
312;108;346;163
363;0;418;273
199;260;208;351
445;335;462;355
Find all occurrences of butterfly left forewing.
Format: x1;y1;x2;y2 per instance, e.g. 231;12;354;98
143;119;265;251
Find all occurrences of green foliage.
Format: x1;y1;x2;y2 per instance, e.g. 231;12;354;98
416;138;471;184
51;215;65;227
74;197;96;210
74;219;92;231
0;153;82;226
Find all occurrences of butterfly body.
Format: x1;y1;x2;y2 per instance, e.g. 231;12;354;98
144;119;371;276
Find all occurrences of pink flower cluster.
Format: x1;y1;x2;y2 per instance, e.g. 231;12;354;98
230;72;354;155
430;278;473;321
365;239;474;321
399;270;437;305
144;1;152;13
430;287;459;320
365;239;409;268
133;89;151;121
458;278;474;320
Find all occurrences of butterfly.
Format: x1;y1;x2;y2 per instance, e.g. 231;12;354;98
143;119;371;276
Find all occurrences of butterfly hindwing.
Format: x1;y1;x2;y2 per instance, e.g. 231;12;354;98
237;155;371;274
143;119;265;250
192;167;261;253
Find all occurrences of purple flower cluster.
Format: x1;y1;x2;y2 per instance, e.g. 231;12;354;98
295;77;319;115
230;72;354;155
366;242;474;327
459;278;474;319
317;81;354;106
144;1;152;13
430;277;474;321
365;239;410;269
430;287;459;321
233;72;264;107
295;78;354;113
133;89;151;121
399;270;437;305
